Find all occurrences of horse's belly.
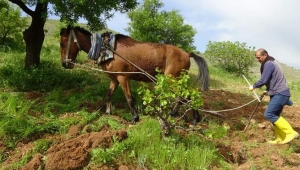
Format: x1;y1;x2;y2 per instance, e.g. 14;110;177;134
129;70;158;82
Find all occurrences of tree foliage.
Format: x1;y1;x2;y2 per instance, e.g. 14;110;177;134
50;0;138;31
13;0;138;31
0;0;8;8
0;0;27;50
9;0;138;68
205;41;256;76
126;0;196;52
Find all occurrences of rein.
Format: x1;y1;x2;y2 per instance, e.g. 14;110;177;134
69;61;156;81
103;43;157;83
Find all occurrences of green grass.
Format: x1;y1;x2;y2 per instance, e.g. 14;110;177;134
123;117;221;169
0;35;228;168
1;19;300;169
88;116;227;169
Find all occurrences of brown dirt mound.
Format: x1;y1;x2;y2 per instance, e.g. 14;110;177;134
19;128;127;170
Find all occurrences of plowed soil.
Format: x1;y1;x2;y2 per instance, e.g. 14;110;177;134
1;90;300;169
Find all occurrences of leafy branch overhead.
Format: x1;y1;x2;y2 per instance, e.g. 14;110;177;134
0;0;27;49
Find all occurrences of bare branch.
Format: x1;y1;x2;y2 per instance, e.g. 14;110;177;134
9;0;34;16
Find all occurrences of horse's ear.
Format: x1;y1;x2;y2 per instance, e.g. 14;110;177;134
67;25;72;30
60;25;70;35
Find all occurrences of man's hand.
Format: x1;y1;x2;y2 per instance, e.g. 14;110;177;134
259;91;267;100
263;91;268;96
249;86;254;91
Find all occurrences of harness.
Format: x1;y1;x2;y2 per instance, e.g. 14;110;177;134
65;29;81;63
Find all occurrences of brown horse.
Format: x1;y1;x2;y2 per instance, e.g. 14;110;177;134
60;25;209;123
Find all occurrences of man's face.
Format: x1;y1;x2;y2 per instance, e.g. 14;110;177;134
255;52;267;63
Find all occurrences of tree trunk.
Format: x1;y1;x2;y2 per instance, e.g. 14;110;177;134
22;2;47;69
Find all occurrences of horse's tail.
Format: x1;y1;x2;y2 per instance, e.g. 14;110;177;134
189;53;209;91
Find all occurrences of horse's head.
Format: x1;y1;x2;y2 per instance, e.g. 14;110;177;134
60;25;81;69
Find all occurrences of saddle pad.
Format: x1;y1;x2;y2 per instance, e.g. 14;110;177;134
88;33;115;62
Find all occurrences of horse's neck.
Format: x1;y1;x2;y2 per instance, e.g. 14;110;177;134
79;33;92;54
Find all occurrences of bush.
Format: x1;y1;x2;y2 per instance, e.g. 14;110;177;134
138;71;203;136
205;41;256;76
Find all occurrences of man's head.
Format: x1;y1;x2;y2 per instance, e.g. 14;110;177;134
255;48;268;63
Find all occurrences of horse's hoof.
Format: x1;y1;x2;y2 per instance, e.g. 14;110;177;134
131;115;139;124
191;118;200;126
170;112;179;117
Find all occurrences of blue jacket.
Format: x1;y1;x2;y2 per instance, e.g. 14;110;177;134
253;60;290;96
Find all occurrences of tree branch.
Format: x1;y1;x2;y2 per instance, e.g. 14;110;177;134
9;0;34;17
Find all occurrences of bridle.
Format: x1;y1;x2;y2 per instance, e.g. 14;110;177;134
64;29;81;64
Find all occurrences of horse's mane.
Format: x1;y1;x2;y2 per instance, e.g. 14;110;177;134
115;34;131;40
72;26;132;39
60;25;139;46
60;26;92;36
74;26;92;36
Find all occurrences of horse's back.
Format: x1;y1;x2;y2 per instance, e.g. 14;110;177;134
105;35;191;81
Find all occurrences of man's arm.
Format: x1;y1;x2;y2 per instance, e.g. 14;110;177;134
253;62;274;88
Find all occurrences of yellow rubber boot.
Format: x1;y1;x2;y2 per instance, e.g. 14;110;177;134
274;116;299;144
267;125;285;144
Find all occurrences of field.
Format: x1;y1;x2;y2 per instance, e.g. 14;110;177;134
0;19;300;169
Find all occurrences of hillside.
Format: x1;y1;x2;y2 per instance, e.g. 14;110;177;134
0;18;299;169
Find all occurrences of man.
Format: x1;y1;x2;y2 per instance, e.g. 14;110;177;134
249;48;299;144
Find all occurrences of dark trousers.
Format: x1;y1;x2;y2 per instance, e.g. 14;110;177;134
264;94;290;123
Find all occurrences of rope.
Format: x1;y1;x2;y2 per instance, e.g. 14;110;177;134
198;98;258;114
105;46;158;83
70;61;157;83
69;62;259;115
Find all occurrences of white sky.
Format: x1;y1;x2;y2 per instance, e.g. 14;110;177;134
34;0;300;69
101;0;300;69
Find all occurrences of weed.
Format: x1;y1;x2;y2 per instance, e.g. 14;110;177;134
203;121;229;139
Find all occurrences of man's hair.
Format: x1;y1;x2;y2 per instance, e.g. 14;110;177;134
257;48;268;56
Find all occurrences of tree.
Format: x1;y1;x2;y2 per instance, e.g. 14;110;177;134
9;0;138;69
126;0;196;52
0;0;8;8
205;41;256;76
0;0;27;49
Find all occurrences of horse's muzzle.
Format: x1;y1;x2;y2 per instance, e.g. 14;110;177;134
62;62;74;69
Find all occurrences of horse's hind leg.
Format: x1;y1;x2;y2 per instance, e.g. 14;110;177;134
191;109;201;125
171;102;201;125
118;77;139;124
106;79;119;114
170;101;182;117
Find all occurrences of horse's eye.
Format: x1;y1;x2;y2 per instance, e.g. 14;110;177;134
60;43;64;48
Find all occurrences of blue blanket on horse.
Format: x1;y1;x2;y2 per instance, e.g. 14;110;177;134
88;33;115;62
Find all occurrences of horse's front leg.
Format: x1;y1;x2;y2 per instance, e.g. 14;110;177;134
117;77;139;124
106;79;119;114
